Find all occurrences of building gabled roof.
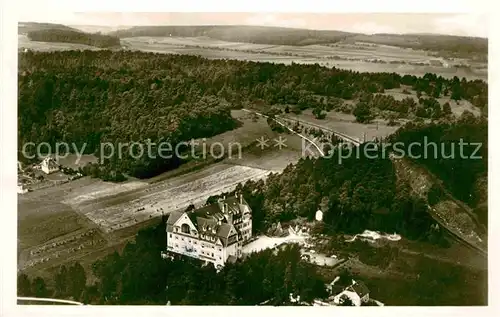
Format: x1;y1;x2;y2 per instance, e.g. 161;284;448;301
166;211;184;226
42;157;59;170
348;281;370;298
167;195;249;246
188;203;222;224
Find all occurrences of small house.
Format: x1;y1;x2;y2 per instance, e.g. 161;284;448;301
332;279;370;306
41;157;59;174
346;280;370;303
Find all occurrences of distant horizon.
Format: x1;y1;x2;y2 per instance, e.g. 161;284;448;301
17;13;488;38
18;21;488;39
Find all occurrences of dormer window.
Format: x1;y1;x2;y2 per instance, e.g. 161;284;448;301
181;223;190;234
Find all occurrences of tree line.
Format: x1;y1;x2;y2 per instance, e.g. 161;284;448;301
27;29;121;48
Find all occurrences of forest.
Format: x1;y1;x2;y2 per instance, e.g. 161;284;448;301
27;29;121;48
388;112;488;220
18;50;488;180
212;146;439;242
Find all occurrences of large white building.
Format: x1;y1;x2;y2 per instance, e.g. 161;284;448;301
165;194;252;269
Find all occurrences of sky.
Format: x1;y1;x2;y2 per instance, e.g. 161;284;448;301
17;12;488;38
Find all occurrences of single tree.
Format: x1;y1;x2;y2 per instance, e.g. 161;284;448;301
353;102;373;123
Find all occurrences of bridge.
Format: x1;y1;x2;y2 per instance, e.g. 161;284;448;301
277;116;362;146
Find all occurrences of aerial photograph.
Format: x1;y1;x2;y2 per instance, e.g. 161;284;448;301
16;12;487;306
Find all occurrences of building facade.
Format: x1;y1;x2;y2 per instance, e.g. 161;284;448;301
165;194;252;269
41;157;59;174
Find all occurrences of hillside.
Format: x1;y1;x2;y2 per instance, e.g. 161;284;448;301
20;22;488;59
110;25;354;46
347;33;488;60
110;25;487;57
18;22;80;35
26;29;121;48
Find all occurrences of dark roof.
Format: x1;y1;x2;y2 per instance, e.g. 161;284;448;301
168;195;250;246
188;203;221;223
349;281;369;297
166;211;184;225
43;157;59;169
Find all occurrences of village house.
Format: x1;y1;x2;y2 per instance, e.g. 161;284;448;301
333;279;370;306
165;193;252;269
40;157;59;174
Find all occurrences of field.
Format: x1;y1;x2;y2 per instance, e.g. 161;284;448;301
383;87;481;117
18;34;100;52
19;34;486;80
284;109;400;142
120;36;487;80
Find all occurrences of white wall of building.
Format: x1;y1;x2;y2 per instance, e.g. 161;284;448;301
167;213;241;267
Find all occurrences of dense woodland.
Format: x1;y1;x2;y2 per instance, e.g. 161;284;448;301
213;147;440;241
388;113;488;222
27;29;121;48
18;50;487;179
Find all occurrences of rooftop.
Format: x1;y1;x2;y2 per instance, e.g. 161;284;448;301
167;194;250;246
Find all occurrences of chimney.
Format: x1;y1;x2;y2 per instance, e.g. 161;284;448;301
239;193;243;205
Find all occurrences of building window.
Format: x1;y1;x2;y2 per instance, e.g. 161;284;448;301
181;223;190;234
212;253;214;257
181;237;184;241
169;233;172;238
218;248;222;251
